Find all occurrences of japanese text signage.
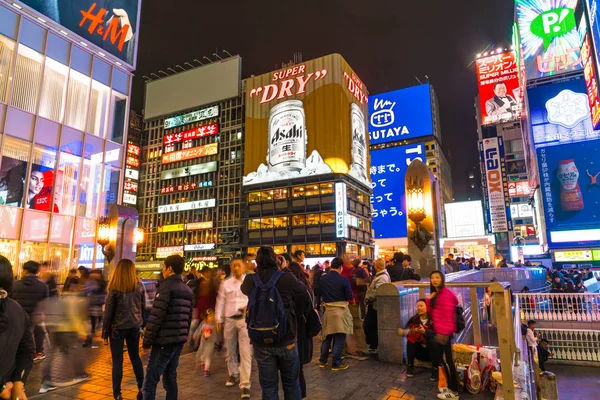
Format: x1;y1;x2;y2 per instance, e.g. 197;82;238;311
368;84;433;146
370;143;425;239
186;221;213;230
124;181;138;193
161;162;218;180
508;181;532;197
160;180;213;194
127;144;140;157
554;250;593;261
334;182;348;238
126;156;140;168
480;138;512;233
582;29;600;129
537;139;600;247
156;246;184;259
244;54;370;187
163;124;219;146
161;143;218;164
476;51;523;126
528;77;599;147
586;0;600;123
125;168;139;180
157;224;184;233
164;106;219;130
184;243;216;251
516;0;583;80
157;198;216;214
123;193;137;205
19;1;141;66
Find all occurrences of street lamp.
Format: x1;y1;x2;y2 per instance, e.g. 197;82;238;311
135;227;144;245
406;176;432;252
97;216;115;263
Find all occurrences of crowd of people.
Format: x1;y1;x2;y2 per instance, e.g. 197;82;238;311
0;248;480;400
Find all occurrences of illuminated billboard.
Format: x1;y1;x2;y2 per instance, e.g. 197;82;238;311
480;138;512;233
157;199;216;214
164;106;219;130
18;0;141;67
582;3;600;129
537;139;600;247
243;54;369;187
444;201;486;238
156;246;184;259
163;124;219;146
368;84;434;145
476;51;523;126
370;143;425;239
528;77;599;147
516;0;583;81
161;143;218;164
160;161;217;180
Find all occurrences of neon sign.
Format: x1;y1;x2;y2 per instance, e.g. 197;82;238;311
127;144;141;156
249;65;328;104
163;124;219;146
79;3;132;52
126;156;140;168
160;180;213;194
186;221;213;230
343;72;368;104
124;181;138;193
161;143;218;164
164;106;219;130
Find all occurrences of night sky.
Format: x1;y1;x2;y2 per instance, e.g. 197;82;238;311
131;0;515;199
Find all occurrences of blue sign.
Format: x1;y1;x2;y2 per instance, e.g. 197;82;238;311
537;139;600;248
370;143;425;239
368;84;433;145
587;0;600;75
528;77;600;147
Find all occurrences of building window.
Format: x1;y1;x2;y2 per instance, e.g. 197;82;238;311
320;183;334;195
306;213;320;225
11;44;43;113
320;212;335;224
292;186;305;197
0;4;18;103
292;214;306;226
0;136;31;207
321;242;336;255
306;243;321;256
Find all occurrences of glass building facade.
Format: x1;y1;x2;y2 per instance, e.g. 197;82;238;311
0;4;132;280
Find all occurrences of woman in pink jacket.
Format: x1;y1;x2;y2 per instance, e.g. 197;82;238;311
426;271;460;400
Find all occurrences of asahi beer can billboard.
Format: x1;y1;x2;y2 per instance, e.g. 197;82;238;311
244;54;370;187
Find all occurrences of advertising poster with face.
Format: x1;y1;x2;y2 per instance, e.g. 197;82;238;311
27;164;57;212
0;157;27;207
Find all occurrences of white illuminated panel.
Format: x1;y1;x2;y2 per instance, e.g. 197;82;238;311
444;201;485;238
550;229;600;243
335;182;347;238
125;168;139;180
123;193;137;205
157;199;216;214
156;246;184;259
160;161;218;180
184;243;216;251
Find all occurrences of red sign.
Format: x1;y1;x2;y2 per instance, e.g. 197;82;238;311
126;156;140;168
127;144;141;157
476;51;522;126
508;181;530;197
249;66;328;104
343;72;368;104
161;143;218;165
124;180;138;193
79;3;131;52
163;124;219;146
582;34;600;130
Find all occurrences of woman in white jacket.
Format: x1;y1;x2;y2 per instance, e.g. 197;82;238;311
363;259;391;354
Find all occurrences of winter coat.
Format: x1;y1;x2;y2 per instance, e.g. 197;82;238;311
143;275;193;348
0;291;34;386
365;270;391;310
102;281;146;339
426;287;458;336
296;282;315;365
11;275;49;316
386;262;406;282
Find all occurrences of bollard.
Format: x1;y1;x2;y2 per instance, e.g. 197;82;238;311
376;282;404;364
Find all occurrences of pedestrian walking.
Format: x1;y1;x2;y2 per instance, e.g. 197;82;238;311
215;259;252;398
84;269;106;347
427;271;460;400
340;254;369;359
102;259;146;400
241;246;311;399
0;256;35;400
318;257;354;371
142;255;193;400
193;309;216;377
11;260;49;361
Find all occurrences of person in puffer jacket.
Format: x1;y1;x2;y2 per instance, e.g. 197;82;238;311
426;271;460;400
142;255;193;400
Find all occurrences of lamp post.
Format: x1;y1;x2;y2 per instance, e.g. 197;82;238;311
97;216;115;264
405;159;441;277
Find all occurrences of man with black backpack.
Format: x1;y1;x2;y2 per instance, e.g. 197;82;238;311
241;246;311;400
215;259;252;398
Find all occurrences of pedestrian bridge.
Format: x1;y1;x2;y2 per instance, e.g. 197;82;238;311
375;268;600;400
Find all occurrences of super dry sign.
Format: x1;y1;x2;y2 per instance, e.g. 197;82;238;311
480;138;511;233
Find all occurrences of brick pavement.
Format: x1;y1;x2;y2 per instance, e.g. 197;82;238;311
27;335;494;400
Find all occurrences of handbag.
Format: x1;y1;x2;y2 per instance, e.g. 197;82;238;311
305;306;322;338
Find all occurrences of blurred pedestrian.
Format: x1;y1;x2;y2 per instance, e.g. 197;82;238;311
0;256;35;400
102;259;145;400
142;255;193;400
39;262;58;297
62;268;80;293
83;269;106;347
11;260;49;361
341;254;369;359
193;309;216;377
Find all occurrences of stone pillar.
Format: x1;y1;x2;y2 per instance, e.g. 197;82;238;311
376;282;404;364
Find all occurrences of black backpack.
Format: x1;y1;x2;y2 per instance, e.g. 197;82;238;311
246;271;287;345
455;305;466;333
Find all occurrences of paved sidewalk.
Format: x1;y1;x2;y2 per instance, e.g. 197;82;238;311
28;336;494;400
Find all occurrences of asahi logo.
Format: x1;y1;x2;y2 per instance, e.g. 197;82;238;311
271;124;303;146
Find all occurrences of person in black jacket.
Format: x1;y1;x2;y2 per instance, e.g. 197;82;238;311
102;259;145;400
0;255;35;400
142;255;193;400
11;260;49;360
241;246;311;400
386;252;405;282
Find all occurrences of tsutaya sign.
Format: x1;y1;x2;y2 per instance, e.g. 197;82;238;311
244;54;370;187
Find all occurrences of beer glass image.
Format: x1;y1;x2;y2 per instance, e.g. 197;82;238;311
557;159;584;211
267;100;307;172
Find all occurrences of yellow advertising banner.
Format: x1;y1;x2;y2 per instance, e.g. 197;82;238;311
161;143;218;165
157;224;185;233
243;54;370;187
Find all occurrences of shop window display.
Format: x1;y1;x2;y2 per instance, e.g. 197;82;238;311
0;136;30;207
27;145;57;211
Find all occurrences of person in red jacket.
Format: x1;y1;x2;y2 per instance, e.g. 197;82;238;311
397;299;437;380
427;271;460;400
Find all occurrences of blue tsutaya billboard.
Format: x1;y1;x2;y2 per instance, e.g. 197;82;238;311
368;84;434;146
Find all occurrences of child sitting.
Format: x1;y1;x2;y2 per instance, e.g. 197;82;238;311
193;309;216;377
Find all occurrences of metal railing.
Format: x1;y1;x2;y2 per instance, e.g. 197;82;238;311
516;293;600;323
536;328;600;363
